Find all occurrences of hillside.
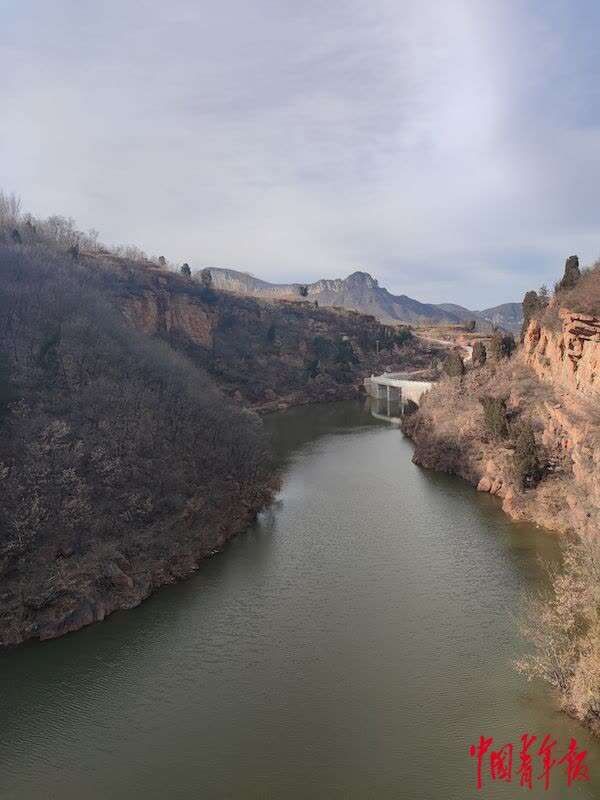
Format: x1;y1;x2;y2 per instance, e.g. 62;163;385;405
479;302;523;331
0;241;282;646
437;301;523;331
205;267;523;331
0;205;444;646
95;261;442;412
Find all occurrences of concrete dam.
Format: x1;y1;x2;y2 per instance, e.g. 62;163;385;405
364;373;432;423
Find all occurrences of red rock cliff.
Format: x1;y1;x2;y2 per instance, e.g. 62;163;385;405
120;287;215;348
524;308;600;398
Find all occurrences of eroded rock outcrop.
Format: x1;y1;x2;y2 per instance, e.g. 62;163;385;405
402;332;600;537
524;309;600;398
120;289;215;348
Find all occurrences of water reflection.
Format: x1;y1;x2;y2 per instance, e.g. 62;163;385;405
367;394;405;424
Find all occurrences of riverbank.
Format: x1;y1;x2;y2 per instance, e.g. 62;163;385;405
402;341;599;539
251;382;362;414
0;475;279;647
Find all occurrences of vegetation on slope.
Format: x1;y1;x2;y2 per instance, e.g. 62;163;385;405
0;198;277;644
172;293;425;408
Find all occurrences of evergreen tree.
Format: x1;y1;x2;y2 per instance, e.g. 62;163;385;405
513;422;541;488
444;351;464;378
521;290;540;339
472;340;487;367
490;330;515;359
200;269;213;288
480;396;508;439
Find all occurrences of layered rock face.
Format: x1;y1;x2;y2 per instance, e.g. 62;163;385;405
120;288;215;348
403;311;600;537
469;396;600;537
207;267;299;300
524;309;600;398
539;400;600;536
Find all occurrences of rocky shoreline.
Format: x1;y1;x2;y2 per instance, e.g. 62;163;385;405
0;485;277;647
402;408;563;533
401;308;600;538
2;378;372;648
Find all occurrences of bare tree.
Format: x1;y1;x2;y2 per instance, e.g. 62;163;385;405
0;191;21;226
516;534;600;726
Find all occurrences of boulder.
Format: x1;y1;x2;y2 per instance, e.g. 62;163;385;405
490;478;503;495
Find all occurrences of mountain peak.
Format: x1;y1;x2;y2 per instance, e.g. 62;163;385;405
345;270;379;288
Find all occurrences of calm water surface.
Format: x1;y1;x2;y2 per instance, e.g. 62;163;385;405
2;401;599;799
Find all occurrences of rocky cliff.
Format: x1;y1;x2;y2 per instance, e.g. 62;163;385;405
402;307;600;537
120;284;215;348
524;307;600;399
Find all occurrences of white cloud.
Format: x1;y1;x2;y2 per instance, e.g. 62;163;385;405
1;0;599;307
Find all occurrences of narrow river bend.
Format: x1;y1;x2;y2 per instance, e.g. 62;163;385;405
1;401;599;799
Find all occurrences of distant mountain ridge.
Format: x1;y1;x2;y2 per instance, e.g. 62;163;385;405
202;267;522;331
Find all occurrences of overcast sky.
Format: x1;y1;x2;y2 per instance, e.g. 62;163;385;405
2;1;599;307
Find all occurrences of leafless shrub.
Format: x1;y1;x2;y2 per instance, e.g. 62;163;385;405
516;534;600;727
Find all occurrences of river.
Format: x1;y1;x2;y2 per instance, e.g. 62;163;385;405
1;401;599;799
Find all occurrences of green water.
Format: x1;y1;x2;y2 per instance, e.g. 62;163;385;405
1;401;598;799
